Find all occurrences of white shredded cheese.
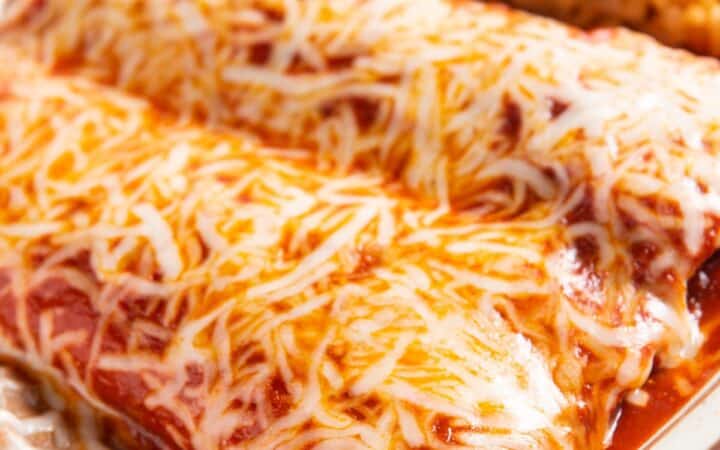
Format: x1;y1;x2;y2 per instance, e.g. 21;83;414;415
0;1;718;443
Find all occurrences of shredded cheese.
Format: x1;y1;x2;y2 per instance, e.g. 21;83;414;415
5;0;720;267
0;4;718;445
0;52;584;449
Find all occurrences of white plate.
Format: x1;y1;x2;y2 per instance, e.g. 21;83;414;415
645;371;720;450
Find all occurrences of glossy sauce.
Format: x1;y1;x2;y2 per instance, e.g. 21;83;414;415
610;252;720;450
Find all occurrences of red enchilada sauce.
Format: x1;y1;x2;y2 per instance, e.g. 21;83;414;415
610;252;720;450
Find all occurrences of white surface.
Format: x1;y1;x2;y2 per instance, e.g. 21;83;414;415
646;372;720;450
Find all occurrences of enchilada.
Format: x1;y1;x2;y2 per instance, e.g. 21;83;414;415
3;0;720;262
0;47;714;448
3;1;720;448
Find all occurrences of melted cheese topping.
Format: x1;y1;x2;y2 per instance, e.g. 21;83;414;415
4;0;720;271
0;48;709;449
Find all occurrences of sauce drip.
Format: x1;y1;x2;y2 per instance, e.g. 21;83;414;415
610;252;720;449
